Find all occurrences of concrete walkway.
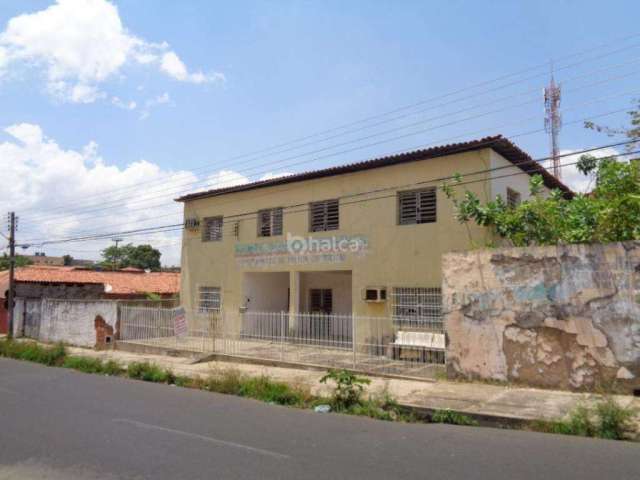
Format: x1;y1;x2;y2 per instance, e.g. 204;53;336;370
65;345;640;426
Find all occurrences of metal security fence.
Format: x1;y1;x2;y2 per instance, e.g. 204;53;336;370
119;305;220;353
117;306;445;379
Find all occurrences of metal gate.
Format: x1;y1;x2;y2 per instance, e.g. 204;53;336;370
23;299;42;339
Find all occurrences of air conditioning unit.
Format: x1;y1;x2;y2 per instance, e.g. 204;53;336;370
184;217;200;231
362;287;387;303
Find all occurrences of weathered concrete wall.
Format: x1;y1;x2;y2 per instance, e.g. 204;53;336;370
443;242;640;392
38;299;119;348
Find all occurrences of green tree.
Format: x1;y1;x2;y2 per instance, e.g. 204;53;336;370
584;98;640;151
62;254;74;266
442;159;640;247
100;243;162;271
0;253;32;271
442;100;640;247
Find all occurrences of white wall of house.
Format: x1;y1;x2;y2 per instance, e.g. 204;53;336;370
242;272;289;312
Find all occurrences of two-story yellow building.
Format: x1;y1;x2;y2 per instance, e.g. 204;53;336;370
176;135;568;347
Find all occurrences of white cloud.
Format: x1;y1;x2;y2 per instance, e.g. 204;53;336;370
259;171;294;181
112;96;137;110
558;147;620;193
160;52;222;84
0;122;197;265
0;0;223;103
205;170;295;190
138;92;170;120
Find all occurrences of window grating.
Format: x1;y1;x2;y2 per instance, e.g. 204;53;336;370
198;286;221;312
202;216;223;242
398;188;437;225
391;287;442;329
258;207;283;237
309;199;339;232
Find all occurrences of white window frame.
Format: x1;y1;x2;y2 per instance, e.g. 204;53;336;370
391;287;442;329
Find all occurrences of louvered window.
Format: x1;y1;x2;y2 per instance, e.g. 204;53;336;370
507;188;521;209
257;208;283;237
202;216;223;242
309;288;332;314
398;188;437;225
198;286;221;312
309;199;339;232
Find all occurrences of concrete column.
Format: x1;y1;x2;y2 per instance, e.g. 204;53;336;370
289;271;300;329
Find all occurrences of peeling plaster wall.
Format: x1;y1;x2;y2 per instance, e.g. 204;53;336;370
443;242;640;392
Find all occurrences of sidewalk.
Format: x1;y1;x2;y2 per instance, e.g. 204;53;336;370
66;345;640;425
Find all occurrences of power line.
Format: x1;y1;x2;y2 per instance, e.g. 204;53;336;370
19;103;635;243
21;80;640;228
16;38;640;219
24;140;637;248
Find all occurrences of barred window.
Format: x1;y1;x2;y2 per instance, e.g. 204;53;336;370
258;207;283;237
398;188;437;225
392;287;442;328
202;216;223;242
199;286;221;312
309;288;332;314
309;199;339;232
506;188;521;209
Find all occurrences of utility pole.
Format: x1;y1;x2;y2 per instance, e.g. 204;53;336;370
111;237;123;271
7;212;15;339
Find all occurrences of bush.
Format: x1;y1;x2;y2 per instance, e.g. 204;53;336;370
533;398;637;440
595;397;637;440
127;362;174;383
102;360;124;376
320;369;371;411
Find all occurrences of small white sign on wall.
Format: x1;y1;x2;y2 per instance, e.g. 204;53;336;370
173;307;188;337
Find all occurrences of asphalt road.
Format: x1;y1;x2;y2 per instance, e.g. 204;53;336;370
0;358;638;480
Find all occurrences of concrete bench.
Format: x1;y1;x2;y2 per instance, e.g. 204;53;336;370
389;331;445;363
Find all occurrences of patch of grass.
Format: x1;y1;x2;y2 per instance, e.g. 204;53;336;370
350;391;416;422
102;360;124;376
532;398;637;440
0;339;66;366
202;369;313;407
63;356;107;374
431;409;479;426
126;362;175;383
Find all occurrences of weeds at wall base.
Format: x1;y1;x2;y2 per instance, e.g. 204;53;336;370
0;339;636;439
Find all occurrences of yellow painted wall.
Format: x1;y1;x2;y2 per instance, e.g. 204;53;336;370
179;148;543;325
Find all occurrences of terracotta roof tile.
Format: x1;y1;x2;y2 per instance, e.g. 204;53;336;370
176;135;572;202
13;266;180;296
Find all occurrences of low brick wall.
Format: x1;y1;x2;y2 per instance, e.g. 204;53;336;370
443;242;640;393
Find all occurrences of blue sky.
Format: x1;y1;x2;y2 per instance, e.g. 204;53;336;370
0;0;638;264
